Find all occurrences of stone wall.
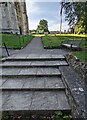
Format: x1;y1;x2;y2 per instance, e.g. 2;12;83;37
0;2;20;34
0;0;29;35
15;1;29;35
65;53;87;80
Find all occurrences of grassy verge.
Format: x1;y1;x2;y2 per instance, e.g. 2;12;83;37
0;33;34;49
41;34;87;62
42;35;64;47
42;34;86;47
72;51;87;62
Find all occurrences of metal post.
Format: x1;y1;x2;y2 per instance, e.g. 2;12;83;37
3;43;10;56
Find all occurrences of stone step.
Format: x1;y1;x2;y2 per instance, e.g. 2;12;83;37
1;91;71;112
1;54;71;114
2;54;65;62
0;77;65;91
1;67;61;77
1;60;68;68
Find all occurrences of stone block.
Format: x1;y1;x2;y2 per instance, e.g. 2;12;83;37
19;68;37;75
2;91;33;111
23;77;45;89
30;91;58;110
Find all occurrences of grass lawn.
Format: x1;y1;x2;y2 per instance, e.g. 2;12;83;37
0;33;34;49
42;34;86;47
72;51;87;62
41;34;87;62
42;35;65;47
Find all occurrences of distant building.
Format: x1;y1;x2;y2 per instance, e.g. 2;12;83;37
49;31;60;34
0;0;29;35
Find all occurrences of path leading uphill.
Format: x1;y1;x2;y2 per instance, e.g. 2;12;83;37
1;37;85;119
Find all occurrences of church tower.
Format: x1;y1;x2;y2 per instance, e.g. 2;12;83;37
15;0;29;35
0;0;29;35
0;2;20;34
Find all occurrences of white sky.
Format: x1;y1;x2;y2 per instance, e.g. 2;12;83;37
26;0;69;31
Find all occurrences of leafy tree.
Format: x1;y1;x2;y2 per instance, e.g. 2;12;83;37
37;19;49;33
62;2;87;34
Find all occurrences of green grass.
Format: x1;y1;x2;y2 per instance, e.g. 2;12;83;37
42;34;86;47
55;33;86;37
42;35;64;47
42;34;87;62
0;33;34;49
72;51;87;62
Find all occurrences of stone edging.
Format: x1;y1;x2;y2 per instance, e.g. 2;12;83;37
44;45;62;49
65;53;87;79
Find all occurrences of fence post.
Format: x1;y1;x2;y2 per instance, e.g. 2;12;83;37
3;43;10;56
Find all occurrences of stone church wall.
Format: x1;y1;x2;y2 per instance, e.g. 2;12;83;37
0;0;29;35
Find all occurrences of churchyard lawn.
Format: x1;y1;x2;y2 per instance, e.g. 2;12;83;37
0;33;34;49
41;34;87;62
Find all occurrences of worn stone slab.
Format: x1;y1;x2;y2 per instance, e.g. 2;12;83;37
1;91;10;107
45;61;58;65
1;77;65;90
2;61;31;66
1;61;68;68
23;77;45;89
0;78;7;87
44;77;64;89
1;78;25;89
2;91;33;111
51;55;65;59
2;68;21;75
27;54;40;58
6;54;40;60
19;68;37;75
7;54;28;59
2;61;18;65
58;61;68;65
37;68;61;75
31;61;46;66
2;91;70;111
40;54;51;58
30;91;70;110
56;91;70;110
43;61;68;66
30;91;57;110
5;54;65;61
1;67;61;76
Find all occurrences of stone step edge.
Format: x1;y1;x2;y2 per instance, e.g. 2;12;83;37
2;109;71;113
1;74;61;77
1;76;62;79
1;58;66;62
1;88;65;91
1;64;68;68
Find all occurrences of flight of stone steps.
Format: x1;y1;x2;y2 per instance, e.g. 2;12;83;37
0;54;71;117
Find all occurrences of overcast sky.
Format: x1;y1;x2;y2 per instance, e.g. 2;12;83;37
26;0;69;31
